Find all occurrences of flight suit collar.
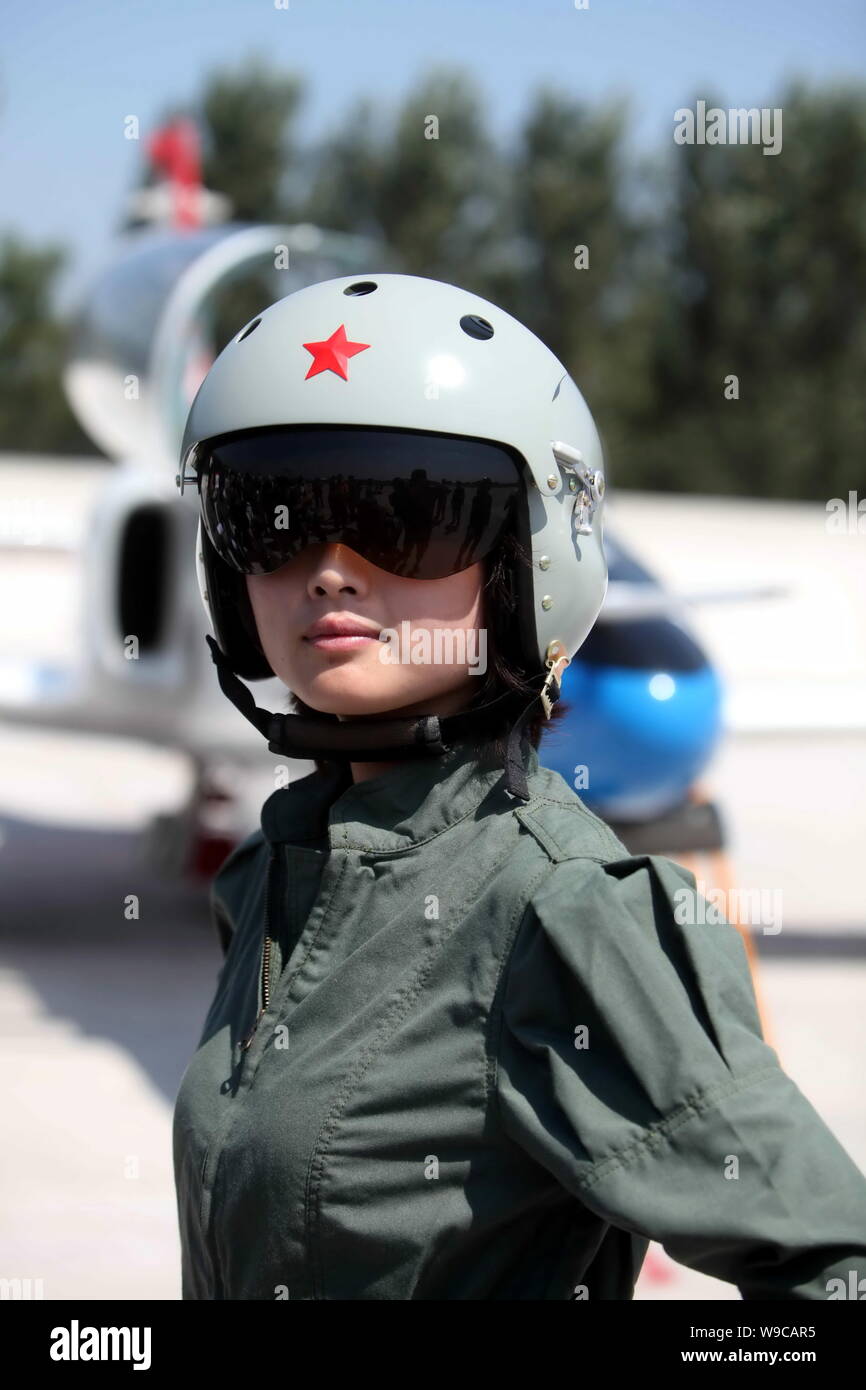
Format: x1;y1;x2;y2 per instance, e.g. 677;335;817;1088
260;737;542;853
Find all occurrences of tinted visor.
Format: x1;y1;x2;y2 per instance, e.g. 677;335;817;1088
194;426;524;580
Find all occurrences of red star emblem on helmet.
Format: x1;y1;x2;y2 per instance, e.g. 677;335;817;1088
302;324;370;380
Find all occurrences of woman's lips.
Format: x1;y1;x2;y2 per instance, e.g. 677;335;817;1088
305;634;380;652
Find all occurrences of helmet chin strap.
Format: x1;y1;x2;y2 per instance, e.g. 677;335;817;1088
205;634;557;801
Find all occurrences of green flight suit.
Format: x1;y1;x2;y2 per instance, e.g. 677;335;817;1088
171;737;866;1299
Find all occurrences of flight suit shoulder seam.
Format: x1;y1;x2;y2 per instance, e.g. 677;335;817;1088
578;1064;785;1191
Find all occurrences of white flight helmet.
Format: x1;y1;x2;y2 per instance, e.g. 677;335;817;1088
177;272;608;799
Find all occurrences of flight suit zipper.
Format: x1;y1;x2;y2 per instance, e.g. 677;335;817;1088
241;843;278;1051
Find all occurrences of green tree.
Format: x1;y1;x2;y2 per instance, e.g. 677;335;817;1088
507;87;641;472
618;80;866;499
0;234;91;453
303;66;510;289
200;54;306;222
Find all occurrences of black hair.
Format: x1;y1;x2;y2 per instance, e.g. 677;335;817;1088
288;524;573;778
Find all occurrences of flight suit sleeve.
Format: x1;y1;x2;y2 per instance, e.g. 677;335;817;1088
494;852;866;1299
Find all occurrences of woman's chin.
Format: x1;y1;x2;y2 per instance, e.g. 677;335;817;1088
298;677;417;719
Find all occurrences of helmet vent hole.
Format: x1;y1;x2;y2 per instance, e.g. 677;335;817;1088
237;317;261;342
343;281;378;296
460;314;494;340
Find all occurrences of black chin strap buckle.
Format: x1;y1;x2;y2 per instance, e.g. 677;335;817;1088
266;714;289;755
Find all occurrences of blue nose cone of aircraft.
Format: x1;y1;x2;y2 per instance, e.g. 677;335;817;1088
539;618;724;823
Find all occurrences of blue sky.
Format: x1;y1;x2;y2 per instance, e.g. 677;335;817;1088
2;0;864;310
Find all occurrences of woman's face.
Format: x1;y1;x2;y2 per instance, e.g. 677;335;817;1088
245;543;486;721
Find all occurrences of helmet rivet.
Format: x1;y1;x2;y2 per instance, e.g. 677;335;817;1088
546;474;557;489
539;555;550;570
203;591;209;603
541;596;553;610
460;313;494;340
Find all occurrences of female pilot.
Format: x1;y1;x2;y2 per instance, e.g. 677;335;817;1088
172;272;866;1300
